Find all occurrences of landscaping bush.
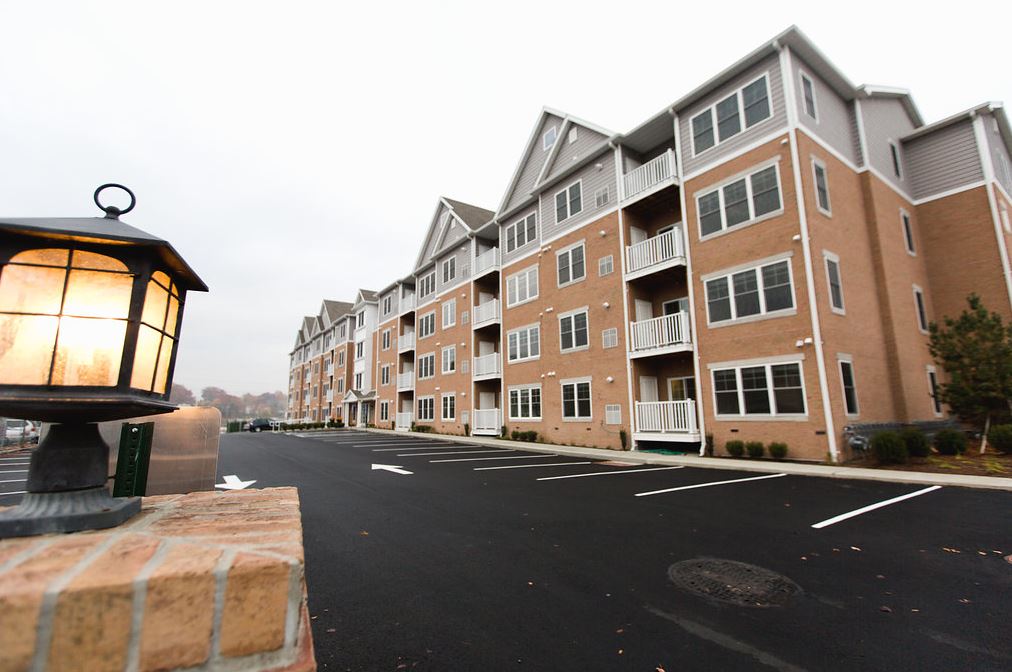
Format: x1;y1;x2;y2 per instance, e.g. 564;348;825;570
725;440;745;457
620;429;628;450
746;441;764;458
464;423;470;436
335;420;344;428
510;430;519;440
987;424;1012;454
768;442;788;459
705;433;714;456
872;431;908;464
899;428;930;458
934;428;967;455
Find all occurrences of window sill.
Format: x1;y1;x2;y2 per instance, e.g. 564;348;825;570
713;414;809;422
707;308;797;329
562;417;593;423
830;307;846;316
698;209;784;243
507;356;541;365
507;296;539;310
507;417;543;423
560;345;590;354
557;276;587;290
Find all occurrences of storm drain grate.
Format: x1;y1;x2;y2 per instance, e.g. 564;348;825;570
668;558;801;608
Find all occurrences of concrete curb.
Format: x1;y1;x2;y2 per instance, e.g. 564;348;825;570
359;428;1012;492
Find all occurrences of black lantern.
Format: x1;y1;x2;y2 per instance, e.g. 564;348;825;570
0;185;207;537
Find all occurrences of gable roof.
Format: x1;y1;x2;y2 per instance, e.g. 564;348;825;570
321;299;353;323
412;197;493;271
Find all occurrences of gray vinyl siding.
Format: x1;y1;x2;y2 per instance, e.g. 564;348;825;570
420;204;452;262
679;54;787;176
792;54;859;166
544;123;609;183
982;112;1012;195
903;119;983;200
435;243;471;295
378;289;399;322
500;206;540;267
859;97;917;197
504;113;565;214
540;147;617;241
849;106;864;166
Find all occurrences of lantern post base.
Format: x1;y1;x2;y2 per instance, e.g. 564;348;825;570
0;488;140;538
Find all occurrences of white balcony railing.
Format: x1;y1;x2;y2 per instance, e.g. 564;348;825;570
325;391;333;402
396;412;413;430
400;294;415;313
473;247;500;276
472;408;501;435
630;312;691;353
472;299;500;328
397;372;415;390
399;332;415;352
635;400;698;434
625;228;684;275
623;149;675;200
473;352;501;378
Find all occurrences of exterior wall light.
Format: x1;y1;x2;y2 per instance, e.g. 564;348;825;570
0;185;207;538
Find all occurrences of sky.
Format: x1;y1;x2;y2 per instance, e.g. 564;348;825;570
2;1;1010;396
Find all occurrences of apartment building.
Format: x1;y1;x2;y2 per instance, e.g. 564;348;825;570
287;25;1012;461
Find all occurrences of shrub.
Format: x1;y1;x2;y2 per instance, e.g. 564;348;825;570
745;441;764;458
899;428;930;458
934;428;968;455
987;424;1012;454
414;425;433;433
872;431;908;465
725;440;745;457
511;430;519;440
705;433;714;456
501;425;508;438
619;429;628;450
335;420;344;428
464;423;470;436
768;442;788;459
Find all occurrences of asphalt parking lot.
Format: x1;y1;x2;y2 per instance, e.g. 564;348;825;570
215;429;1011;671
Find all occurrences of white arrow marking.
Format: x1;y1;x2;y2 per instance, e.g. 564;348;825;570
215;474;257;490
371;463;413;475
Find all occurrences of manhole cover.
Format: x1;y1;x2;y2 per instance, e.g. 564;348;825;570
668;558;801;607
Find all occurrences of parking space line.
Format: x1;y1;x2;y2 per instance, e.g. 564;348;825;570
810;485;942;529
0;491;26;497
0;470;28;474
430;454;560;464
474;461;592;471
537;466;685;481
0;479;26;484
368;445;465;451
397;450;514;457
635;473;786;497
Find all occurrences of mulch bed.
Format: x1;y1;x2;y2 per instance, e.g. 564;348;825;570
856;450;1012;477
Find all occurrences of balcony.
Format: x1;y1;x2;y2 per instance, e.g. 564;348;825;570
623;149;677;202
397;372;415;391
472;299;501;329
398;332;415;352
472;408;501;436
634;400;699;442
625;228;685;279
473;247;500;277
325;391;333;402
472;352;502;381
400;294;416;314
396;412;413;431
630;312;692;358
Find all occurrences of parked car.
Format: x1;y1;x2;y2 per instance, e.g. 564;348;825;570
3;419;39;444
248;418;272;432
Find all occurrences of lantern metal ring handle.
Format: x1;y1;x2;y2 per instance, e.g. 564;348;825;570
94;183;136;218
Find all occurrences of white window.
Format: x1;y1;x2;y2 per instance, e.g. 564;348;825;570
442;299;456;328
913;285;928;333
554;181;583;224
889;141;902;179
337;378;344;393
354;372;363;390
356;311;365;328
594;186;610;208
418;271;436;298
419;311;436;338
598;255;614;276
824;252;845;314
461;310;469;324
442;345;456;374
557;242;586;287
926;366;942;416
507;324;540;363
382;329;391;350
381;365;390;386
901;210;916;254
505;213;537;254
543;126;558;150
605;404;622;425
691;74;772;155
418;396;435;421
383;295;392;315
800;72;817;120
704;258;794;324
418;353;435;379
712;361;807;417
559;309;590;352
508;385;542;420
602;327;618;349
561;379;592;420
380;401;389;421
355;342;364;359
1000;202;1011;234
442;257;456;284
812;159;831;215
697;164;782;238
669;376;696;401
441;393;456;421
506;265;539;307
838;357;858;416
568;126;578;144
338;351;345;367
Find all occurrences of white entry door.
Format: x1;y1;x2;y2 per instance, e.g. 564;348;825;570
478;341;495;356
629;226;648;245
479;391;496;410
639;376;659;402
635;299;653;322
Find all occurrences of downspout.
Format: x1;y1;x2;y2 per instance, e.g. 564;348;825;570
613;140;637;450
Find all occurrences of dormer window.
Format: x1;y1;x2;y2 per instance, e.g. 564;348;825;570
543;126;558;150
356;311;365;328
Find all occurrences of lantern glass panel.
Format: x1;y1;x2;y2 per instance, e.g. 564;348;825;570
165;295;180;335
51;317;126;386
63;270;133;318
154;335;173;393
141;281;169;329
0;315;59;384
71;250;128;272
11;248;69;266
0;265;67;314
131;325;161;391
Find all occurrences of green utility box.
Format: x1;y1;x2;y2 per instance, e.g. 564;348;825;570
113;422;155;497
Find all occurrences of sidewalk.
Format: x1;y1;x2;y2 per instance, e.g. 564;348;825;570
361;428;1012;492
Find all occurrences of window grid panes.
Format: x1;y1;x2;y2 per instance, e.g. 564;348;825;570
559;311;589;352
691;75;771;155
561;381;592;420
557;244;586;286
555;182;583;223
506;213;537;254
508;386;542;420
507;325;540;362
712;362;806;417
705;259;793;324
840;360;858;415
698;165;781;237
506;267;539;307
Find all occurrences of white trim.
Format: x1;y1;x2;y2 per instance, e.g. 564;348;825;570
702;255;797;327
888;139;903;179
615;142;640;451
558;306;590;353
854;97;869;167
543;125;558;150
553;179;584;225
822;250;845;315
504;211;538;255
706;353;806;370
681;128;790;183
799;69;818;122
910;180;987;205
925;365;943;417
440;391;456;421
861;165;914;203
710;359;808;420
560;377;593;422
441;298;456;329
836;354;859;417
441;344;456;374
416;395;435;422
900;208;916;256
811;157;832;217
540;204;621;248
796;124;861;173
505;323;540;364
417;310;436;339
695;160;785;241
972;115;1012;313
416;352;436;380
555;239;587;288
506;383;542;421
912;284;929;333
505;264;540;308
690;71;775;158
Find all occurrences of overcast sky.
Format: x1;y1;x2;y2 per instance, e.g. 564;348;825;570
2;1;1009;396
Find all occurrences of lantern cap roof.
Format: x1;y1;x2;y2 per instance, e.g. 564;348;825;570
0;216;208;292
